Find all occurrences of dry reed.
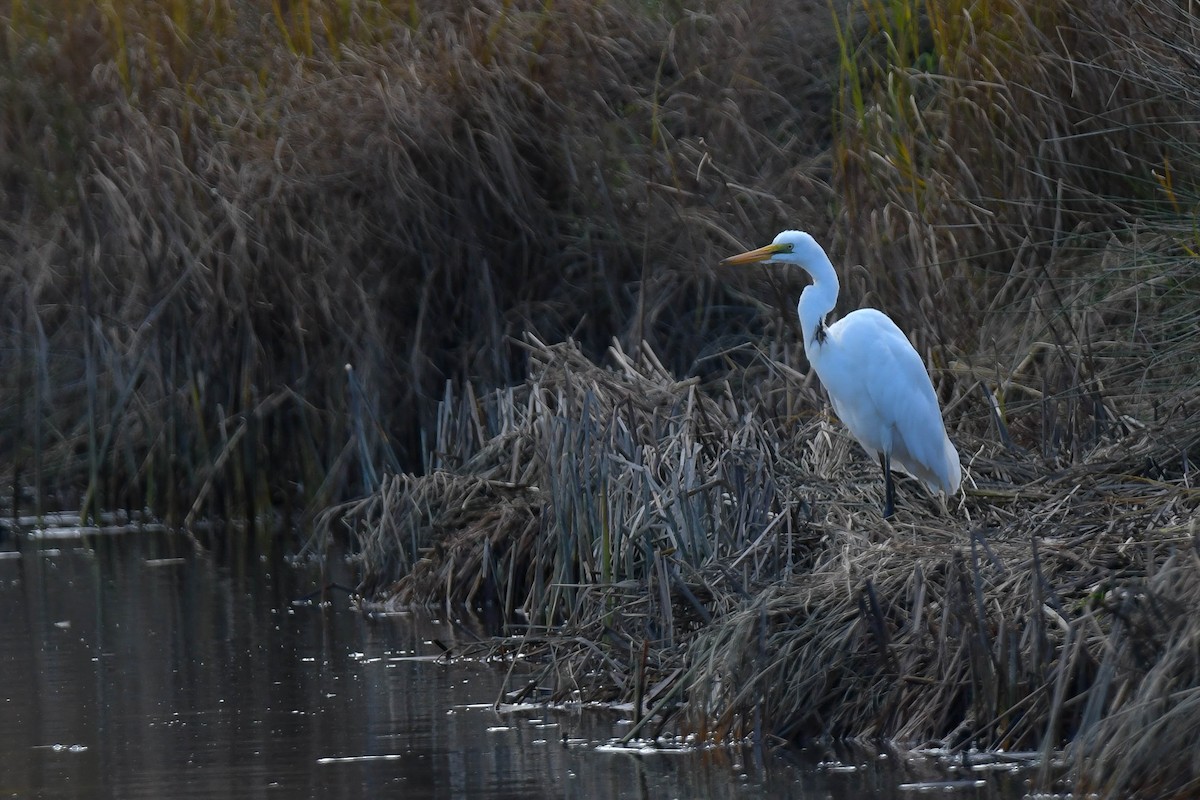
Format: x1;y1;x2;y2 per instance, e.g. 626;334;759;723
339;332;1198;797
335;1;1200;796
0;0;836;523
5;0;1200;795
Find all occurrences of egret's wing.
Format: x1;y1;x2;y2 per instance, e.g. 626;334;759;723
825;310;961;493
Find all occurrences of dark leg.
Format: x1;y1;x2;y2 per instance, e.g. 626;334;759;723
880;452;895;518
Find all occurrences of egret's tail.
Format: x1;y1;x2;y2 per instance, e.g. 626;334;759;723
940;435;962;495
892;432;961;496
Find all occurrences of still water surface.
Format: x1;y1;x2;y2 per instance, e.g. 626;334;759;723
1;530;1032;799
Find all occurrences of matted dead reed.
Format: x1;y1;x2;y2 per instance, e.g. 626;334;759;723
335;334;818;619
338;333;1199;797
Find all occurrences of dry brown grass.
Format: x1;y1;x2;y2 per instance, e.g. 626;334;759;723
829;0;1200;337
340;334;1198;797
330;1;1200;797
0;0;838;522
5;0;1200;795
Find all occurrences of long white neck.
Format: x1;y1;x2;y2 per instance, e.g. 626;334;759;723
794;243;840;351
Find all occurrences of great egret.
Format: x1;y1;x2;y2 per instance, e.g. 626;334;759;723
721;230;961;517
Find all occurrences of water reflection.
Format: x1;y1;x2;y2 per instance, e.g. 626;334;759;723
0;531;1030;799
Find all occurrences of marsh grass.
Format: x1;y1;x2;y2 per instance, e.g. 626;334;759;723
0;0;837;522
336;335;813;619
4;0;1200;795
334;1;1200;796
830;0;1200;356
342;333;1199;796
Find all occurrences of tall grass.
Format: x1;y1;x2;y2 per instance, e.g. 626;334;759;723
0;0;837;523
343;333;1199;796
826;0;1200;461
331;1;1200;796
4;0;1200;793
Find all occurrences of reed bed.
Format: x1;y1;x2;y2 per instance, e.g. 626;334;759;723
340;333;1199;797
5;0;1200;795
334;1;1200;796
0;0;836;523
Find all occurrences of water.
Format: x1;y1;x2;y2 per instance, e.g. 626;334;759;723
0;529;1033;799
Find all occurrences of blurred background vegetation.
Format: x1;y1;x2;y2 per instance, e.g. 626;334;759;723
1;0;1196;530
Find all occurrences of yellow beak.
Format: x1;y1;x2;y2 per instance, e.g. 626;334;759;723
719;242;788;266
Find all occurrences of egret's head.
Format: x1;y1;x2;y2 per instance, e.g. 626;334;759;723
719;230;820;268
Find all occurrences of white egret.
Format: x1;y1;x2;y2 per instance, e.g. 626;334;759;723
721;230;960;517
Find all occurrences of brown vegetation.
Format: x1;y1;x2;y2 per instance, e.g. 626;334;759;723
1;0;836;523
4;0;1200;796
339;333;1197;797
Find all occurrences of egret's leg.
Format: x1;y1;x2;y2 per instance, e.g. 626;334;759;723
880;452;895;518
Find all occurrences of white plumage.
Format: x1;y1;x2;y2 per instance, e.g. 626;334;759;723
722;230;961;515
